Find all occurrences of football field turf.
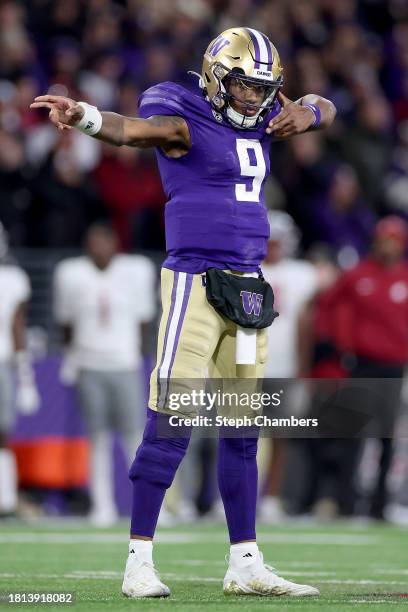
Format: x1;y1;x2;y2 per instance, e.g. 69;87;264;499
0;521;407;611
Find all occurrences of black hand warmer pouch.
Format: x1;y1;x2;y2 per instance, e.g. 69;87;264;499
205;268;279;329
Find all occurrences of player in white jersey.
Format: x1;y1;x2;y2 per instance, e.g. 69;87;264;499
0;223;40;517
263;213;318;379
259;212;318;522
54;224;156;526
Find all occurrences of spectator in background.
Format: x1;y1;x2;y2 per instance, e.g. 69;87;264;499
385;20;408;110
49;38;83;100
304;247;343;380
0;129;31;246
141;45;177;90
53;223;156;526
341;96;393;209
93;145;165;250
0;1;35;80
0;223;39;518
309;164;376;266
384;120;408;219
276;132;336;249
326;216;408;519
27;133;106;247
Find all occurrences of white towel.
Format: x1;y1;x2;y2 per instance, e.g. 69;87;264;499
235;272;258;365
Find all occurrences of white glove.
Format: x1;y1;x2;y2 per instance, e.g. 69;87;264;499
15;351;40;415
59;349;79;386
16;379;41;415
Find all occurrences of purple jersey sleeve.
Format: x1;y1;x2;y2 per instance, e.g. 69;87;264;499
138;82;207;144
139;82;189;118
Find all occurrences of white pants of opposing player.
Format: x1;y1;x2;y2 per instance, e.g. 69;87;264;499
77;369;144;526
0;363;17;514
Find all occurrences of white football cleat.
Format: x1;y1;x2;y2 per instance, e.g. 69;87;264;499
223;551;319;597
122;555;170;598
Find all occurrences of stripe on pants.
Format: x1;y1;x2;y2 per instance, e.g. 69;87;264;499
157;271;193;409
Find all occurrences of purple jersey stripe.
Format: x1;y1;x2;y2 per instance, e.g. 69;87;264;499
246;28;261;68
163;273;193;407
157;271;179;407
140;96;185;115
260;32;273;69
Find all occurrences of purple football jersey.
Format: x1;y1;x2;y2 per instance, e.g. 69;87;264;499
138;81;281;274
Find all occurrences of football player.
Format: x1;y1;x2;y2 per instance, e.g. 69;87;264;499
54;224;156;527
0;223;40;517
259;212;318;523
31;27;336;597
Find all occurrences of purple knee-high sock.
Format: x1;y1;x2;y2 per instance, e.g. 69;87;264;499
217;432;259;543
129;408;191;538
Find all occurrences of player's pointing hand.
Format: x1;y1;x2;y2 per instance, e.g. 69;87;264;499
266;91;316;138
30;95;84;131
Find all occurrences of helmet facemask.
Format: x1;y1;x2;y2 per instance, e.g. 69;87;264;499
207;64;282;129
223;71;282;129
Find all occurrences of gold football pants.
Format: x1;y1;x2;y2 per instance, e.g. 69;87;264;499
149;268;268;416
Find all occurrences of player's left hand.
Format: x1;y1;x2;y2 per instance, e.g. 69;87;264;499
16;380;40;415
266;92;315;138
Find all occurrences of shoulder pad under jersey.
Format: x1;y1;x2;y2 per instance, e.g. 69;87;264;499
138;81;210;122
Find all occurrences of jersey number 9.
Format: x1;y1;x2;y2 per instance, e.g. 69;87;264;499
235;139;266;203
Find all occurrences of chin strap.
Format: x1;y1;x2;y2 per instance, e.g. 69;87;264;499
226;104;259;128
225;87;278;129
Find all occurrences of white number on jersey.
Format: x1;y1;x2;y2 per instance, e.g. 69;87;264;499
235;139;266;203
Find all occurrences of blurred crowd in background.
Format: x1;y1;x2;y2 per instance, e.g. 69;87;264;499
1;0;408;526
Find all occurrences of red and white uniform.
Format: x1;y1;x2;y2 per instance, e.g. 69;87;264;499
329;258;408;365
0;266;30;363
54;255;156;371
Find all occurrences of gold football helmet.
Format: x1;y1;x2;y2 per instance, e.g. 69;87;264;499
201;27;283;128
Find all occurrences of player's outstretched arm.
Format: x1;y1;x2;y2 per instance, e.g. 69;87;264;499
266;91;336;139
30;95;190;152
